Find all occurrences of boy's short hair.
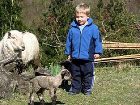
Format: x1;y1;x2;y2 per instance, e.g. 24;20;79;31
75;3;90;16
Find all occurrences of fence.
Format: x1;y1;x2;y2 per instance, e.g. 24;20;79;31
95;41;140;63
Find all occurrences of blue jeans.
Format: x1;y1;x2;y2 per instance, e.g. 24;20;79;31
69;59;94;93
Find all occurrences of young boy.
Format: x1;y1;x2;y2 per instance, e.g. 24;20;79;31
65;3;103;95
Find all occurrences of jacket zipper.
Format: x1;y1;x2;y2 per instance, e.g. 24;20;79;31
77;25;87;58
78;28;83;58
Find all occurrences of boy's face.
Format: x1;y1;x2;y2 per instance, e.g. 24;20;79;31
75;12;89;25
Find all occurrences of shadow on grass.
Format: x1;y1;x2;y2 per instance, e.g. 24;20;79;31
28;101;65;105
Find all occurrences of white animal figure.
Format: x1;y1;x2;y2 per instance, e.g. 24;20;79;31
21;31;41;69
0;30;41;73
0;30;25;60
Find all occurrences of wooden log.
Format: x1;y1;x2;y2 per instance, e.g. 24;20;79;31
94;54;140;63
103;41;140;49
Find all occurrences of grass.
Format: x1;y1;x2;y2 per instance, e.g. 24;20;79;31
0;66;140;105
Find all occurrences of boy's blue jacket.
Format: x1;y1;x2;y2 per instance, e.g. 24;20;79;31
65;18;103;61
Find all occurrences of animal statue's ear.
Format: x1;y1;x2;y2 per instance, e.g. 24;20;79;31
61;66;65;69
8;32;11;38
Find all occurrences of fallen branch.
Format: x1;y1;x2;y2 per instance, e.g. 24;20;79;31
103;41;140;49
95;54;140;63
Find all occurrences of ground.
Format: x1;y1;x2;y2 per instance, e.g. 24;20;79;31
0;66;140;105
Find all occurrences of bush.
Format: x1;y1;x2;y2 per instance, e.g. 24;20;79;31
0;0;26;39
38;0;74;65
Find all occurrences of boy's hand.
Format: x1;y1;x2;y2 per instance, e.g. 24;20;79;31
67;55;71;60
94;54;100;59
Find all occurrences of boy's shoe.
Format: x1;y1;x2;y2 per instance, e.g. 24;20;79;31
83;91;92;96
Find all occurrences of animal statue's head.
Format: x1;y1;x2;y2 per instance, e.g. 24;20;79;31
3;30;25;54
61;69;72;81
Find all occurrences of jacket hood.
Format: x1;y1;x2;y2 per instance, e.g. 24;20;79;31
71;18;93;27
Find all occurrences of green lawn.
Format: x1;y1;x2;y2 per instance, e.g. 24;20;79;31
0;66;140;105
